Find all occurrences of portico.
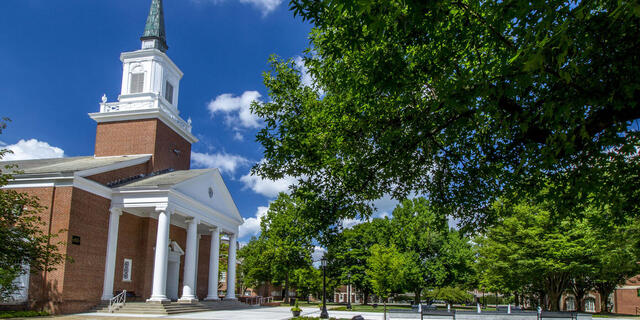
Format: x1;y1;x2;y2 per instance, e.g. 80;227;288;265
99;169;243;303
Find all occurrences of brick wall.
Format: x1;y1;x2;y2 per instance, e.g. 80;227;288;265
10;186;73;314
62;188;110;313
94;119;191;172
197;235;212;299
153;120;191;171
112;213;147;298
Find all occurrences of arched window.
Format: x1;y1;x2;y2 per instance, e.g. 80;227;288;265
585;297;596;313
565;296;576;311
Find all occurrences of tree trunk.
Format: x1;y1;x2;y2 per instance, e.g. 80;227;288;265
414;289;422;305
363;291;369;305
548;291;562;311
544;273;571;311
514;292;520;307
598;288;612;313
283;276;289;304
594;281;616;313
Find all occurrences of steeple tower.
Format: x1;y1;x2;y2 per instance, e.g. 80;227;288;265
141;0;168;52
89;0;196;172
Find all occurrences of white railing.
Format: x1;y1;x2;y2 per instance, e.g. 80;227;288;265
99;95;192;134
108;290;126;313
259;296;273;305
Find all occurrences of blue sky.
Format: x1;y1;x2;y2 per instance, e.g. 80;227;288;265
0;0;399;243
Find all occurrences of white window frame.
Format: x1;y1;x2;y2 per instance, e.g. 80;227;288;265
122;258;133;282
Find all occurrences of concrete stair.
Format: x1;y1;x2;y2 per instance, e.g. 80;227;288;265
94;299;252;315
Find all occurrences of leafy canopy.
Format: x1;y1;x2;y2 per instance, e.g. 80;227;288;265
253;0;640;229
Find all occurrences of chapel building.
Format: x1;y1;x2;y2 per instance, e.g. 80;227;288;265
0;0;243;314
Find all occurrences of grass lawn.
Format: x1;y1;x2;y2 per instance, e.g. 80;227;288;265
330;304;413;313
592;315;640;318
0;311;49;318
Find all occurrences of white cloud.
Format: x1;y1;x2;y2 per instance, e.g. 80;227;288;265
371;194;399;218
193;0;283;16
191;151;250;175
239;205;269;239
339;194;399;229
240;172;296;198
240;0;282;15
232;131;244;141
294;56;314;88
207;91;263;129
312;246;327;267
1;139;64;161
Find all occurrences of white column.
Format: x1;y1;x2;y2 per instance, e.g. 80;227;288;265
205;227;220;300
225;232;237;300
148;207;172;302
101;207;122;300
179;217;199;303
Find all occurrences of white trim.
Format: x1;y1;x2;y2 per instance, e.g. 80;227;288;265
617;285;640;289
121;49;184;79
170;189;243;225
2;182;55;189
3;176;74;189
75;155;151;177
73;177;112;199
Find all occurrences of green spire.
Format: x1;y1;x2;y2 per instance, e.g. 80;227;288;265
140;0;168;52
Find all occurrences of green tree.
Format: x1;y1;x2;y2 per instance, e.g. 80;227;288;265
260;193;315;303
366;244;405;320
389;198;475;303
426;287;473;305
327;218;391;305
237;236;270;293
252;0;640;229
0;119;67;300
291;266;321;302
589;214;640;313
476;200;593;311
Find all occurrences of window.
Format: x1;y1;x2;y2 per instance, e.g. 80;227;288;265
165;81;174;104
123;258;132;282
565;297;576;311
585;298;596;312
220;271;227;283
130;73;144;93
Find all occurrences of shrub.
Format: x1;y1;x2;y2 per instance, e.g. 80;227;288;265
426;287;473;304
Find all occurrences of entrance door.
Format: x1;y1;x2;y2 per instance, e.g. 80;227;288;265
166;242;184;301
167;257;180;301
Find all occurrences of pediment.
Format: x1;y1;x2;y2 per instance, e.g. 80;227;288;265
172;169;243;224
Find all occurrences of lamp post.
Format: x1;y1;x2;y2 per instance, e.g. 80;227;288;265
320;257;329;319
346;273;352;310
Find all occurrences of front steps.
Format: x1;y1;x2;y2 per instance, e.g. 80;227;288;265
94;299;252;315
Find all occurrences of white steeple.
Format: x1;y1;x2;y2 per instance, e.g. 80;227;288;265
89;0;196;144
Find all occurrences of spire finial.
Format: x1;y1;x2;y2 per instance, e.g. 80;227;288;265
140;0;168;52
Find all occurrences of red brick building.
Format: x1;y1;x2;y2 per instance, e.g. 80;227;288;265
0;0;243;314
560;276;640;315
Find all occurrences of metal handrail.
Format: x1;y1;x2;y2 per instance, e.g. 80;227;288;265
108;290;126;313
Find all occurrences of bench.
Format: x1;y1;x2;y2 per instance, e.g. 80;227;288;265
538;311;577;320
496;305;525;313
388;309;456;320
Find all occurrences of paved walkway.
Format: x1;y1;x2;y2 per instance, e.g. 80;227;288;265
47;307;383;320
37;307;638;320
